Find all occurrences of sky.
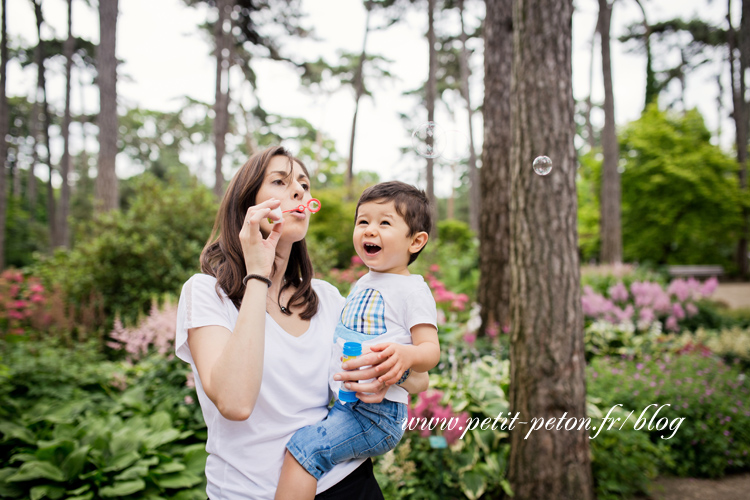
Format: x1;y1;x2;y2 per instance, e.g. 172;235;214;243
5;0;734;196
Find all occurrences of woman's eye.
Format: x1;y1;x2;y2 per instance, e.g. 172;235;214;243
302;184;310;191
272;179;284;185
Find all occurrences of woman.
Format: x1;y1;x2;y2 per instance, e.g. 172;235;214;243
175;146;428;499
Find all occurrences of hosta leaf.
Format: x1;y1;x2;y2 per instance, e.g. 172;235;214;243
460;470;487;500
143;429;181;450
7;461;65;482
61;445;90;480
98;479;146;497
156;471;203;489
102;451;140;472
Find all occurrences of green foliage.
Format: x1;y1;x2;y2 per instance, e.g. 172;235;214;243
588;352;750;478
580;263;667;296
306;188;359;271
619;106;745;270
0;339;207;500
577;151;602;263
29;174;217;327
433;219;474;253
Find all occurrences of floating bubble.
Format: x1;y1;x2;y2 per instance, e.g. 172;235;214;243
533;155;552;176
441;129;471;163
412;121;446;159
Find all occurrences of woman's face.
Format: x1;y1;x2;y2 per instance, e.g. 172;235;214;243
255;155;313;242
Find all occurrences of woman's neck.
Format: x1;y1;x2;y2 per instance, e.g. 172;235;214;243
269;239;293;294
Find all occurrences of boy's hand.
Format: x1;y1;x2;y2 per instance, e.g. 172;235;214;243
369;343;413;386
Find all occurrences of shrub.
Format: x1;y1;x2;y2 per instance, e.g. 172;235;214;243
588;352;750;478
29;174;216;328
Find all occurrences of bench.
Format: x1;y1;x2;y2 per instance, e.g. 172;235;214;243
667;265;724;278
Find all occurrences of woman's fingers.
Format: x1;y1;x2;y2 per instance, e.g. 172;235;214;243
341;351;382;371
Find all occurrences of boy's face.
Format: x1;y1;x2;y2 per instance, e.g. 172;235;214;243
353;200;428;275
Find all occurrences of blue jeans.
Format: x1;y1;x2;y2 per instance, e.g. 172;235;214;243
286;399;407;480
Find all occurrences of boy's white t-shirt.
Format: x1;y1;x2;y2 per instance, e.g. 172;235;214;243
175;274;364;500
330;271;438;404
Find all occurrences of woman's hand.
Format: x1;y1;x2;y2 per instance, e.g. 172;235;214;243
240;198;284;276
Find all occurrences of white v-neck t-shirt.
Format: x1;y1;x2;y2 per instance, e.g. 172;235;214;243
175;274;364;500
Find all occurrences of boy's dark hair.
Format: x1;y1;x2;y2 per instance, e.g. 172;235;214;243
355;181;432;265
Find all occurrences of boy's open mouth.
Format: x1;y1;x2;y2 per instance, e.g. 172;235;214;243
364;243;382;255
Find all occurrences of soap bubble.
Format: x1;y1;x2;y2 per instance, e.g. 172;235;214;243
532;156;552;176
441;129;471;162
412;122;446;159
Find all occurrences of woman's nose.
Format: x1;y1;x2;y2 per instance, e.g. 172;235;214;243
291;181;304;199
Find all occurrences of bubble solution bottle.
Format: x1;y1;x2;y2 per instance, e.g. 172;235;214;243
338;342;362;404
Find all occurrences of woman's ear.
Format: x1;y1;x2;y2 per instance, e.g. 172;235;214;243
409;232;429;254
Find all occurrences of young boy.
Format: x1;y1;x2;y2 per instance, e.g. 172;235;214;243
275;181;441;499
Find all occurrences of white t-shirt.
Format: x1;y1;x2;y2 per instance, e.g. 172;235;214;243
330;271;438;405
175;274;364;500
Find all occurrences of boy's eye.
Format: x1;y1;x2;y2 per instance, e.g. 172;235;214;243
380;221;390;226
357;220;368;225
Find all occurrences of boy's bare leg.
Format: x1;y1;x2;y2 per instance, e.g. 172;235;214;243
275;450;317;500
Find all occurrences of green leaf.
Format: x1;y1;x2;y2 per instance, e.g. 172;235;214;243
66;493;93;500
156;471;203;489
67;484;90;495
7;461;66;482
0;422;36;444
148;411;172;432
102;451;141;472
153;462;185;474
61;445;90;480
114;463;150;481
30;485;66;500
9;453;37;464
460;469;487;500
98;479;146;497
143;429;181;450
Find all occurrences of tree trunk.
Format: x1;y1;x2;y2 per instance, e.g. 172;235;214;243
729;0;749;278
508;0;594;498
28;1;45;221
346;0;372;200
213;0;231;198
0;0;8;270
425;0;438;233
43;69;55;248
96;0;119;213
585;20;598;151
633;0;656;109
478;0;512;336
458;0;480;233
57;0;74;248
598;0;622;264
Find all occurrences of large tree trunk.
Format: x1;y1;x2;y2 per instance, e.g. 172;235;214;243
213;0;231;198
57;0;74;248
458;0;480;233
28;1;46;221
425;0;438;233
508;0;594;498
0;0;8;270
346;0;372;200
735;0;749;279
478;0;512;336
598;0;622;264
95;0;120;212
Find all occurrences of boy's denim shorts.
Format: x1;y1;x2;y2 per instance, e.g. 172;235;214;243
286;399;407;480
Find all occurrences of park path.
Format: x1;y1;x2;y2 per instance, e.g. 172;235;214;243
712;283;750;309
635;473;750;500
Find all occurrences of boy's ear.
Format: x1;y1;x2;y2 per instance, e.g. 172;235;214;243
409;232;429;254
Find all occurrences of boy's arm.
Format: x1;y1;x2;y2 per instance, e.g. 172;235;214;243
368;323;440;386
398;369;429;393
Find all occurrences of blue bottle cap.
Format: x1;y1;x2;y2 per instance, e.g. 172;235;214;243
343;342;362;357
338;389;359;403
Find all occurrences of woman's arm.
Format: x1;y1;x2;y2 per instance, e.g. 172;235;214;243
187;279;269;421
188;199;284;421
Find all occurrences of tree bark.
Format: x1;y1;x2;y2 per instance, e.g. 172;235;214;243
425;0;438;234
213;0;231;198
458;0;480;233
598;0;622;264
0;0;8;270
508;0;594;498
96;0;120;213
28;1;46;221
57;0;74;248
585;20;598;151
346;0;372;200
478;0;512;335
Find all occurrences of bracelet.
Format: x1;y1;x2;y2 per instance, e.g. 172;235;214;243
396;368;411;386
243;274;272;287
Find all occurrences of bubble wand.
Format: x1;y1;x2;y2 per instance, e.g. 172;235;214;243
267;198;321;224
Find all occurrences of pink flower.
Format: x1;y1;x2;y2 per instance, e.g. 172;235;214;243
665;316;679;332
486;322;499;338
186;372;195;389
456;293;469;303
430;264;440;272
12;300;28;309
9;285;19;297
451;300;466;311
639;307;655;324
700;277;718;297
608;282;629;302
351;255;364;266
672;303;685;320
30;294;44;304
502;324;511;334
463;332;476;344
184;395;194;405
29;284;44;293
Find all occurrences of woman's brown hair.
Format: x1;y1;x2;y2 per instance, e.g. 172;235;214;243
199;146;319;320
